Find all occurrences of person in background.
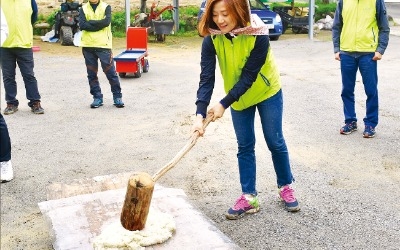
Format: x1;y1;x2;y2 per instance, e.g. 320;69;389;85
1;0;45;115
52;0;81;40
79;0;124;109
0;111;13;182
332;0;390;138
1;6;14;182
192;0;300;220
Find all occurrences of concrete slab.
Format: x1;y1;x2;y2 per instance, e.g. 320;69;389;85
38;174;240;250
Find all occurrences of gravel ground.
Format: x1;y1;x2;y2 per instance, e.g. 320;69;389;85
1;26;400;250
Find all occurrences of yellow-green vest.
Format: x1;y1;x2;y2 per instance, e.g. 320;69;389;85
80;1;112;48
212;35;281;111
340;0;378;52
1;0;33;48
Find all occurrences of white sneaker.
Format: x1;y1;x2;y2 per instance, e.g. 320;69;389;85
1;160;14;182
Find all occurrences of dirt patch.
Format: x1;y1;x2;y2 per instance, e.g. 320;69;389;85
37;0;203;16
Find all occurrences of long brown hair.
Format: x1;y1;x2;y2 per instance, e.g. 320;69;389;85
198;0;251;37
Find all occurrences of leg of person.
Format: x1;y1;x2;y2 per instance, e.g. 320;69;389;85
0;114;13;182
98;49;124;108
16;48;44;114
339;54;359;135
226;106;259;220
83;48;103;108
359;53;378;138
257;90;299;212
1;48;19;115
53;12;61;39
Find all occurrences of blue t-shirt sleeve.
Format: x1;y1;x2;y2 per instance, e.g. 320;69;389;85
332;0;343;53
376;0;390;54
31;0;38;24
196;35;217;117
79;5;111;31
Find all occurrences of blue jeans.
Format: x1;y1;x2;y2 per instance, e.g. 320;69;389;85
82;48;122;99
0;48;41;106
0;114;11;162
230;90;294;194
340;53;378;127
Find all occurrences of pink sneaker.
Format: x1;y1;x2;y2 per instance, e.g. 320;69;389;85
226;194;260;220
279;185;300;212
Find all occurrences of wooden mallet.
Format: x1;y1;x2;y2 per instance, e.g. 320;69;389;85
120;114;213;231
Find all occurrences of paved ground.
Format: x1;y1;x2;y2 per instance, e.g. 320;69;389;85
1;13;400;250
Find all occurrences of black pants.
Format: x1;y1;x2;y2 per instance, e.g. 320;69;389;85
54;12;61;38
0;114;11;162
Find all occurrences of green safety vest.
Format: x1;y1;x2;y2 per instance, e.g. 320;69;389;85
340;0;378;52
212;35;281;111
1;0;33;48
80;1;112;48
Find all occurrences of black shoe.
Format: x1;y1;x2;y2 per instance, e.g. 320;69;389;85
363;126;376;138
113;97;124;108
3;104;18;115
91;98;103;108
31;102;44;114
340;121;357;135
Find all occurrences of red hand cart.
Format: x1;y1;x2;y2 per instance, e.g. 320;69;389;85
114;27;149;78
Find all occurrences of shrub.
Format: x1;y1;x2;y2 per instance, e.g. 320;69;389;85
34;3;337;37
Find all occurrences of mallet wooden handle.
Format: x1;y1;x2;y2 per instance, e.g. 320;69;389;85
152;114;213;182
